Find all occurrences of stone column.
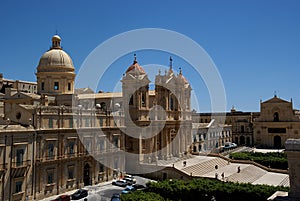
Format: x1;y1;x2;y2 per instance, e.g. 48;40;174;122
285;139;300;200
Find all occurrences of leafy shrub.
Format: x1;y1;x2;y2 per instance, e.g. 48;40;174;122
121;191;164;201
132;178;289;201
229;152;288;169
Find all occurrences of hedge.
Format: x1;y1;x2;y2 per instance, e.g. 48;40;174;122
229;152;288;169
122;178;289;201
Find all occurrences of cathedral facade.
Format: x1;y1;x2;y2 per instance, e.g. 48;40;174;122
121;56;192;172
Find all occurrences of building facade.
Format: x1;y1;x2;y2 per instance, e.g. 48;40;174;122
0;73;37;94
121;56;192;172
253;95;300;148
0;35;193;200
191;120;232;154
192;110;259;147
0;35;125;201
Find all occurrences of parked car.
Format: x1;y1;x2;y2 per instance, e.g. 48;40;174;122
124;177;136;185
71;189;88;200
110;193;121;201
124;174;137;184
132;184;146;190
224;142;237;149
51;195;70;201
121;186;136;194
112;179;128;187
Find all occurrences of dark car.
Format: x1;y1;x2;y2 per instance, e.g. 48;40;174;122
71;189;88;200
51;195;71;201
124;177;136;185
123;174;136;185
110;193;121;201
112;179;128;187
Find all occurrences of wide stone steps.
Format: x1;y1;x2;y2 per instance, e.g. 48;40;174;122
279;176;290;187
182;157;228;176
227;165;267;183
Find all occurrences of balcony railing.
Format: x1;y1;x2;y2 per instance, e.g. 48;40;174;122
11;160;30;168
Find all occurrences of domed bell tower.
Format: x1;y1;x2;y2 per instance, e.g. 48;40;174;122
121;54;150;122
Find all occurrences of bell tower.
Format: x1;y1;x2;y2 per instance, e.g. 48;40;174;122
121;54;150;121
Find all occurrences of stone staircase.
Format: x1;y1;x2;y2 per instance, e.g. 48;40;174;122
155;154;196;166
279;176;290;187
227;165;267;183
181;157;228;176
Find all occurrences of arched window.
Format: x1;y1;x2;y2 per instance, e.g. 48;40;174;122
274;112;279;122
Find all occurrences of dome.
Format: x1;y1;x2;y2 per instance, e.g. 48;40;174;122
52;34;61;41
37;49;74;72
125;61;145;74
36;35;75;73
125;54;145;74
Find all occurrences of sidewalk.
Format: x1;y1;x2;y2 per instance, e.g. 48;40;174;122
41;180;112;201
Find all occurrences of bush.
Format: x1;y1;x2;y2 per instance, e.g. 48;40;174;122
138;178;289;201
229;152;288;169
121;191;165;201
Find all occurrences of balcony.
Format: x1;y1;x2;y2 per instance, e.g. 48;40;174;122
12;191;25;201
11;160;30;168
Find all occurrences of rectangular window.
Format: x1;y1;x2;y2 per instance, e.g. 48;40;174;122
16;149;24;166
99;163;104;172
69;118;73;128
99;118;103;127
41;82;45;90
48;143;54;159
68;82;71;91
69;142;75;155
49;118;53;128
54;82;59;90
68;167;74;179
47;172;53;184
113;136;119;148
15;181;22;193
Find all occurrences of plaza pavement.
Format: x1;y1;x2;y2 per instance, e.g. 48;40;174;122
170;155;289;187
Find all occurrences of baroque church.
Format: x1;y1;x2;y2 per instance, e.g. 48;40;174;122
0;34;192;200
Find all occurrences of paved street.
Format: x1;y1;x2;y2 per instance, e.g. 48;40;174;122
42;176;153;201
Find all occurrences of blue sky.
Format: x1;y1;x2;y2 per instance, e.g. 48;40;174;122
0;0;299;112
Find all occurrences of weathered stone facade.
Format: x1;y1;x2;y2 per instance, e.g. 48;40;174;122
254;96;300;148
